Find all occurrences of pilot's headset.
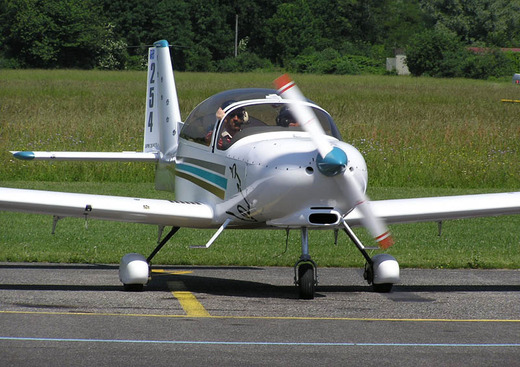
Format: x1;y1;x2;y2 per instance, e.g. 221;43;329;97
221;100;249;123
276;106;295;127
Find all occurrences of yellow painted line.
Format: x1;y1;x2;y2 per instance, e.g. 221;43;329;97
151;269;193;275
1;310;519;323
172;291;210;317
501;99;520;103
148;269;209;317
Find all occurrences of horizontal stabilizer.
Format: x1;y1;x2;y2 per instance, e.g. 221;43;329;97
11;151;158;162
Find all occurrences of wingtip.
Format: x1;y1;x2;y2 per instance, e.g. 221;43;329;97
153;40;169;48
12;151;35;161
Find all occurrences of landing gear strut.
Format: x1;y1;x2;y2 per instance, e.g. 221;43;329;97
294;228;318;299
119;226;180;291
342;220;399;292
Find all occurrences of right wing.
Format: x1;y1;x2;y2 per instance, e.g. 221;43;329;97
345;192;520;226
0;187;214;228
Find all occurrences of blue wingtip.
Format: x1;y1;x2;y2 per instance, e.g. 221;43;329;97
154;40;169;48
13;151;35;161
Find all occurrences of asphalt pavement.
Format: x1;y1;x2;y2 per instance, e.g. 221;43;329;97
0;263;519;366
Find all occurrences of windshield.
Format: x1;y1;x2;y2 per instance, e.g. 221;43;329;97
180;88;341;149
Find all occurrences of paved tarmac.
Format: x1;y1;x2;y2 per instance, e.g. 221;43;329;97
0;262;519;366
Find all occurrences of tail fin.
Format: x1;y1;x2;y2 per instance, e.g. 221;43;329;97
144;40;182;158
144;40;182;192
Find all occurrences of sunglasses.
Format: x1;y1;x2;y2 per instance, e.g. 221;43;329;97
228;110;245;119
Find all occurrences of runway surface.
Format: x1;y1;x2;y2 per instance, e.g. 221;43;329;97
0;263;519;366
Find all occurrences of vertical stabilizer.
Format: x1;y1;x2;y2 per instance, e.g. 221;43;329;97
144;40;182;192
144;40;182;157
144;47;160;153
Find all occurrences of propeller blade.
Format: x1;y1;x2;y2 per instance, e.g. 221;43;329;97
274;74;394;249
274;74;333;159
339;173;394;249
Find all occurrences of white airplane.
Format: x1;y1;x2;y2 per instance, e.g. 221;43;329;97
2;40;520;299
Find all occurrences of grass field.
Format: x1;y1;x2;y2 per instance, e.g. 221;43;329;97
0;70;519;268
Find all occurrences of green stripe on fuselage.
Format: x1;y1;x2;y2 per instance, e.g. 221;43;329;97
175;159;227;199
176;170;226;199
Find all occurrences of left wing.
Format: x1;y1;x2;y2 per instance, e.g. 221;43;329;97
0;188;213;228
345;192;520;226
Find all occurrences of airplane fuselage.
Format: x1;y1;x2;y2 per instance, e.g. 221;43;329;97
176;131;368;229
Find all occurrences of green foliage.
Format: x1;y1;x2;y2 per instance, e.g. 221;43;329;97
185;44;215;72
288;48;386;75
0;0;106;68
264;0;320;64
504;51;520;74
420;0;520;47
406;29;463;77
1;0;519;75
462;49;512;80
407;29;514;79
96;24;128;70
216;52;274;72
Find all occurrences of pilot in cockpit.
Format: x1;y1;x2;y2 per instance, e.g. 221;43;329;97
276;106;299;127
207;100;248;150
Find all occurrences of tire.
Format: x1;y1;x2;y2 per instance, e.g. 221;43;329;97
123;283;144;292
298;264;315;299
372;283;393;293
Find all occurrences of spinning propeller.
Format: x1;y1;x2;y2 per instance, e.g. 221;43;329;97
274;74;393;249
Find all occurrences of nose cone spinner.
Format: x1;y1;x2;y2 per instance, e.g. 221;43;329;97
316;147;347;177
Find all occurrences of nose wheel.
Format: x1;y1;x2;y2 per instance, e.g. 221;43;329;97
294;228;318;299
295;259;318;299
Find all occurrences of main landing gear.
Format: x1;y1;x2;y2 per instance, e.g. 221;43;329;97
341;221;400;293
294;223;400;299
119;226;180;291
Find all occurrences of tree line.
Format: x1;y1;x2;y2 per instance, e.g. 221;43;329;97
1;0;519;78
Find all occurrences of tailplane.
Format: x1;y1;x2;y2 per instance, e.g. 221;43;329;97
11;40;182;192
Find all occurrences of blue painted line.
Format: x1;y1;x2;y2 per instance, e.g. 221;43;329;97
0;337;519;348
176;163;227;189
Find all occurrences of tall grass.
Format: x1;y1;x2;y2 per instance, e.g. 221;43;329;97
1;70;519;188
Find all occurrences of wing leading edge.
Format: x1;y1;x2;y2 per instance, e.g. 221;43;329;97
0;188;213;228
345;192;520;226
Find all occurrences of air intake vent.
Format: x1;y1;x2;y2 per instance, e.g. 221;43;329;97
309;212;340;225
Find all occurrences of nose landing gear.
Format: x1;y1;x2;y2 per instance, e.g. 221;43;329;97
294;228;318;299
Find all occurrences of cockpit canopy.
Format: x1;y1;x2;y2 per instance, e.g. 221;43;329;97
180;88;341;150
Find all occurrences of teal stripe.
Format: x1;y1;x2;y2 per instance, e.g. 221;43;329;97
176;163;227;190
181;157;226;175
